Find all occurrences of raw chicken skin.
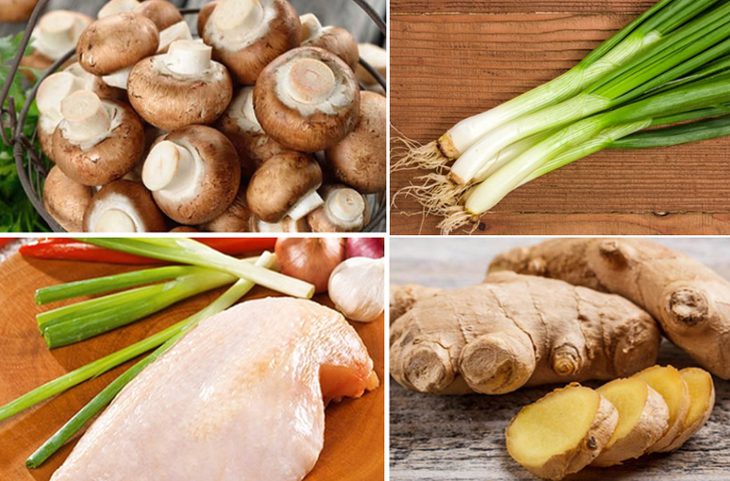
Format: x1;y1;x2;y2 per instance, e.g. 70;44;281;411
51;298;376;481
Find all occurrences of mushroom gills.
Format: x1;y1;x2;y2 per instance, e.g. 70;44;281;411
59;91;122;149
142;140;203;200
287;189;324;221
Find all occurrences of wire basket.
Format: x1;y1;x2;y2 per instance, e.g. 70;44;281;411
0;0;387;232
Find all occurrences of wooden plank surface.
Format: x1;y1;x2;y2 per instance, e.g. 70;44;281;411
389;1;730;235
390;237;730;480
0;250;384;481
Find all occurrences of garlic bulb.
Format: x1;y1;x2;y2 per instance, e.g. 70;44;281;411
328;257;384;322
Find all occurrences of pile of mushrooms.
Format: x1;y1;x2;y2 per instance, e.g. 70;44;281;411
24;0;386;232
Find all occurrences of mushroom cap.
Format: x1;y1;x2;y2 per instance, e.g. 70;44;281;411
246;151;322;222
77;13;159;76
217;87;289;177
200;0;300;85
147;125;241;225
201;189;252;232
127;52;233;131
303;26;359;72
307;185;370;232
254;46;360;152
0;0;37;22
170;226;199;232
325;91;386;193
83;180;167;232
52;99;146;186
134;0;183;30
43;165;94;232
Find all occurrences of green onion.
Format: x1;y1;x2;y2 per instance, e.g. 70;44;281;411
0;253;275;426
34;265;196;305
612;113;730;149
25;252;275;468
77;238;314;299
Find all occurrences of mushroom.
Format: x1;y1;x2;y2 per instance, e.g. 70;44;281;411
217;86;289;177
77;11;159;90
299;14;359;71
246;151;323;223
134;0;182;31
307;185;370;232
254;46;360;152
35;72;86;159
43;165;94;232
0;0;37;22
128;40;233;130
52;90;145;186
201;189;252;232
64;62;125;100
83;180;167;232
356;43;387;88
253;217;310;233
326;91;386;193
199;0;300;85
141;125;240;225
157;20;193;54
170;226;199;232
22;10;92;71
97;0;140;18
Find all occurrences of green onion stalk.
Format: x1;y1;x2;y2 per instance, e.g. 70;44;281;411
25;251;275;468
77;237;314;299
0;253;274;426
445;72;730;231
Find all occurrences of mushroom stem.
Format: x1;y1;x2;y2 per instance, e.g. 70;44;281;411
60;91;112;144
325;187;366;230
98;0;140;18
287;189;324;221
37;72;84;122
213;0;264;39
96;208;137;232
285;58;337;104
164;40;212;76
142;140;197;193
102;66;133;90
158;20;193;53
33;11;86;59
299;13;322;42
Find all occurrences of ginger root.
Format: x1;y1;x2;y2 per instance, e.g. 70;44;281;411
591;377;669;467
662;367;716;451
389;284;440;323
634;365;690;452
506;384;618;480
489;238;730;379
390;271;660;395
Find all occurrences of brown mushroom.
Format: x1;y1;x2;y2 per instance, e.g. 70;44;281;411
356;43;386;88
97;0;141;18
83;180;167;232
134;0;182;30
43;166;94;232
199;0;300;85
325;91;386;193
77;12;159;77
201;189;252;232
22;10;92;71
217;87;290;177
0;0;37;22
299;14;359;71
52;90;145;186
170;226;199;232
254;46;359;152
246;151;323;223
307;185;370;232
141;125;240;225
64;62;125;100
36;72;86;159
128;40;233;130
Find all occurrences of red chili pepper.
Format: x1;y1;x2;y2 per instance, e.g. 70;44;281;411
19;238;277;264
0;238;18;248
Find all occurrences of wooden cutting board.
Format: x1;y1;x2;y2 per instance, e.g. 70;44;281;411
390;0;730;235
0;253;384;481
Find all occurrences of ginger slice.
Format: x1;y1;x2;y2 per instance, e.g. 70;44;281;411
506;384;618;480
633;365;690;452
591;377;669;466
661;367;715;452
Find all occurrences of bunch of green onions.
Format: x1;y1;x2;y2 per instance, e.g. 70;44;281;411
0;238;313;467
393;0;730;233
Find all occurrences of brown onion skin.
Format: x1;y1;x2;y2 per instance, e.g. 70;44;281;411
275;238;346;293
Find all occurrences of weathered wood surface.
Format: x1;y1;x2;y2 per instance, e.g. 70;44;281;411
390;237;730;480
0;248;384;481
390;0;730;235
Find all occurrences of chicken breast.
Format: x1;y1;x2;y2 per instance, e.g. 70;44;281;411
51;297;377;481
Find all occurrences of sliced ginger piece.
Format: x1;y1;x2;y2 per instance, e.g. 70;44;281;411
591;377;669;466
506;384;618;480
634;365;689;452
661;367;715;452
